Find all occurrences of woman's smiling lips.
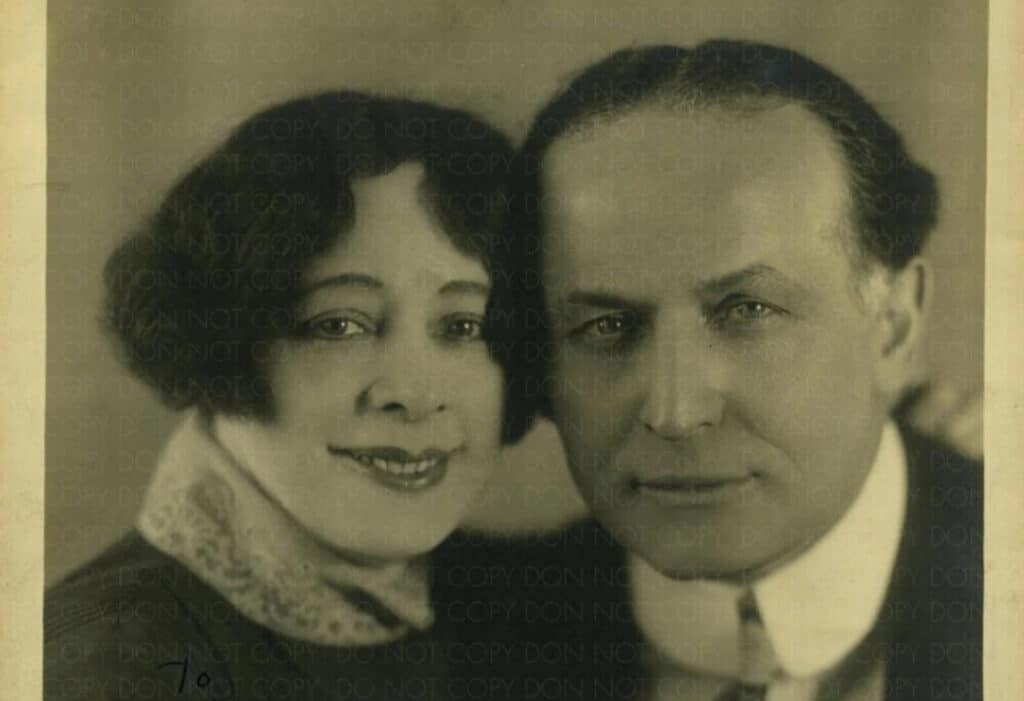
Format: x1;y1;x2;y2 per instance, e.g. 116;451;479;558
326;445;456;492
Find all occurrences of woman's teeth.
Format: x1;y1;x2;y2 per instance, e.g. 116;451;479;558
327;446;451;491
350;454;441;476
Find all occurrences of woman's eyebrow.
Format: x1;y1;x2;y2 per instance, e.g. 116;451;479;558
300;273;383;298
438;280;490;296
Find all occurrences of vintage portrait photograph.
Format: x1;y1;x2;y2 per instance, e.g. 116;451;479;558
2;0;1021;699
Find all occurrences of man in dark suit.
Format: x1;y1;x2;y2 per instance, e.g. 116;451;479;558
495;40;982;701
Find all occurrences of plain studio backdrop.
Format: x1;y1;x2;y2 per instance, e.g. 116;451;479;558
46;0;986;582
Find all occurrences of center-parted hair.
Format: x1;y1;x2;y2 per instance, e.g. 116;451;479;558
507;40;941;417
104;91;534;443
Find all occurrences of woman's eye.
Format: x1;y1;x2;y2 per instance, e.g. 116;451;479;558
442;316;485;342
303;315;372;340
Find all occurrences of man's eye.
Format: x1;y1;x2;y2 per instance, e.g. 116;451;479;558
441;315;485;342
572;311;642;344
714;298;783;327
729;301;772;320
303;315;373;340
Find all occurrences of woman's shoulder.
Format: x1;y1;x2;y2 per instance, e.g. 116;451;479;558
43;533;458;699
46;532;213;638
44;532;244;699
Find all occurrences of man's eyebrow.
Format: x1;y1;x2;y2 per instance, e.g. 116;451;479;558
438;280;490;296
300;273;383;297
695;264;807;295
564;289;647;309
562;266;804;308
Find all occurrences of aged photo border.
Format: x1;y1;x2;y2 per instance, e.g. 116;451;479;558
1;0;1020;697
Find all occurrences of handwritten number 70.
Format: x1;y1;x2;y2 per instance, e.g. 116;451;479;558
158;655;212;694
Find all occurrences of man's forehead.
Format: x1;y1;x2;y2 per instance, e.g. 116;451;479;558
544;105;846;224
542;102;843;192
538;103;856;296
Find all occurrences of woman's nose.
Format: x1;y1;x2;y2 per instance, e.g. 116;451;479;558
359;340;447;421
362;376;446;421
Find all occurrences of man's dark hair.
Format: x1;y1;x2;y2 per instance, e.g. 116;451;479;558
507;39;940;416
104;91;533;442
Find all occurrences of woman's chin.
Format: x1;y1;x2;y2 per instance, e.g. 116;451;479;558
315;519;456;564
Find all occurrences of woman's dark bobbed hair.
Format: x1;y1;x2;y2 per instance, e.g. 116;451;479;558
104;91;535;443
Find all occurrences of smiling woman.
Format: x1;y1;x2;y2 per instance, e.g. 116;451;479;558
211;162;506;561
43;92;530;699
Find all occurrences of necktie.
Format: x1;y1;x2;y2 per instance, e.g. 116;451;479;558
715;591;776;701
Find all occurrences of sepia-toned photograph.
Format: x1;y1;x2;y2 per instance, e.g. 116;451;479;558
4;0;1020;699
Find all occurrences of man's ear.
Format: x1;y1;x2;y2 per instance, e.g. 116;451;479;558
873;256;932;398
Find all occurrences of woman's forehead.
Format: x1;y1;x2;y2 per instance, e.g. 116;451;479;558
349;162;428;211
302;164;490;292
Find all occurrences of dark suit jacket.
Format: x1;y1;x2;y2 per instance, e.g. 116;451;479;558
450;424;982;701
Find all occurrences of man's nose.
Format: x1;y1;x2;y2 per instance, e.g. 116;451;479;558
360;341;446;422
639;326;724;440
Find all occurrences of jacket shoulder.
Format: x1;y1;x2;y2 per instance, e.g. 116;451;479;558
46;533;211;638
899;423;982;477
899;424;983;526
44;533;236;700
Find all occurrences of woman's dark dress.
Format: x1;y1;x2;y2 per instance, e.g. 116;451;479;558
44;531;493;701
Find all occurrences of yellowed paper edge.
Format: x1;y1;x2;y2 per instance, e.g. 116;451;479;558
0;0;46;698
1;1;1021;698
984;0;1024;697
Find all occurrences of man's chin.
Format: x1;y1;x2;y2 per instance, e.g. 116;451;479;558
635;548;774;582
611;521;789;582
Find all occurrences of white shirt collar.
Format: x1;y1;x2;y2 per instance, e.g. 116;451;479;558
630;422;907;679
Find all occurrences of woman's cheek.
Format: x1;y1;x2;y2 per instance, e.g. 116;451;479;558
463;358;505;444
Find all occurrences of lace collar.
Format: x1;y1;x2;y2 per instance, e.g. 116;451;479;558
137;411;434;646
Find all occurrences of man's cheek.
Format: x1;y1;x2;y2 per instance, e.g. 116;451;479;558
558;406;610;451
584;404;633;451
555;379;611;426
558;405;616;463
742;337;847;423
